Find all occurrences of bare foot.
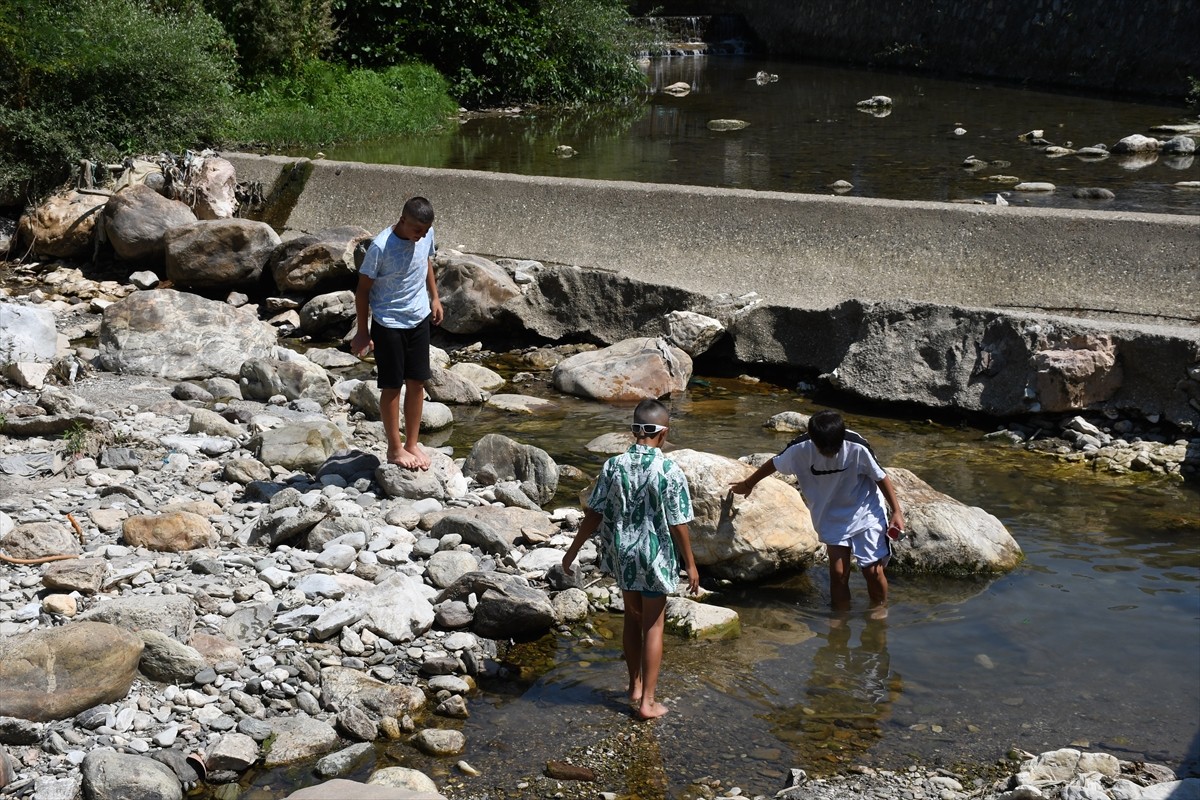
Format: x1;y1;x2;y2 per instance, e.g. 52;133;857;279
629;680;643;706
404;442;431;470
636;701;670;720
389;449;423;470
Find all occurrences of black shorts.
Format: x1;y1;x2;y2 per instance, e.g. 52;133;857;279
372;315;432;388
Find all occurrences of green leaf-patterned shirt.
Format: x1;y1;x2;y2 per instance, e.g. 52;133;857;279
587;444;693;594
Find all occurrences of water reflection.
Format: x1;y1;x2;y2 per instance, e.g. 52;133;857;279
765;612;900;769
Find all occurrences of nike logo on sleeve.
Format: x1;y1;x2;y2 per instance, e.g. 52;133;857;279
810;465;847;475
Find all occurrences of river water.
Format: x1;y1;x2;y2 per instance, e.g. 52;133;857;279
232;373;1200;799
316;56;1200;216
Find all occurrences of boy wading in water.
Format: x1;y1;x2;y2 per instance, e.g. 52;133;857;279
730;410;905;613
563;399;700;720
352;197;444;470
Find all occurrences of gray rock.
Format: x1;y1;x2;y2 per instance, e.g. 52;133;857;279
425;366;485;405
315;742;373;778
79;595;195;639
165;218;281;289
437;571;554;641
103;184;197;265
271;226;371;294
17;191;107;260
82;749;182;800
99;289;277;380
462;433;559;505
299;291;356;337
375;450;466;501
137;631;209;683
427;550;480;589
434;251;521;335
204;732;259;772
552;337;692;402
412;728;465;756
241;355;334;406
254;419;349;473
0;303;57;362
261;715;341;768
320;666;426;719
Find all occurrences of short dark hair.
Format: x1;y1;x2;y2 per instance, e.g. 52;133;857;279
809;410;845;453
402;196;434;225
633;398;669;425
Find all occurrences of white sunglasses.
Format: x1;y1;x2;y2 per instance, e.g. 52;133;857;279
630;423;668;436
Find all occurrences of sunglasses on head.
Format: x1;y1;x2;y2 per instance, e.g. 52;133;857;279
630;423;668;437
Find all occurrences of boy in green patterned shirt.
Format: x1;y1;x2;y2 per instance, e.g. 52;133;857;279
563;399;700;720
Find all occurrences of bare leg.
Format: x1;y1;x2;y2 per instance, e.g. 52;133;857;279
827;544;853;612
863;560;888;610
621;591;644;704
393;380;430;470
380;388;404;464
636;593;670;720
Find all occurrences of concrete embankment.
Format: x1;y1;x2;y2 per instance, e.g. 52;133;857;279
225;153;1199;324
224;153;1200;428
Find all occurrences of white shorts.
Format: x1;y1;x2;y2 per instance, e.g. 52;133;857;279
826;525;890;568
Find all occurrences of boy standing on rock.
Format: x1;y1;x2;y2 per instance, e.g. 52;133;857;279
352;197;443;470
730;409;904;612
562;399;701;720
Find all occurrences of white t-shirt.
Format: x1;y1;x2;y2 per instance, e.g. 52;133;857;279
359;225;436;329
772;431;888;545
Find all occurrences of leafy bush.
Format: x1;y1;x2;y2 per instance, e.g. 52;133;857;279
332;0;648;107
227;61;458;147
0;0;236;201
203;0;338;85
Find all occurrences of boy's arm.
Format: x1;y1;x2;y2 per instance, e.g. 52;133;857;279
729;459;777;496
426;257;443;326
669;522;700;594
876;474;905;532
351;274;374;356
562;508;602;576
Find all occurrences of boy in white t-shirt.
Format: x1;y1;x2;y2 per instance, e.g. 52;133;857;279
730;410;905;611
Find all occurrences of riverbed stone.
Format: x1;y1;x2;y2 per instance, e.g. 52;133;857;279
165;218;280;289
81;750;182;800
0;622;143;722
103;183;198;265
122;511;215;552
261;715;341;767
449;362;505;391
665;597;741;639
253;418;348;472
320;666;426;719
0;303;57;363
434;251;522;335
1;521;81;561
78;594;195;639
663;310;725;356
669;449;822;581
16;191;108;260
367;767;441;794
138;630;209;683
271;226;371;294
240;354;334;406
299;290;356;337
436;571;554;641
99;289;277;379
552;337;692;402
485;393;555;413
41;559;106;594
287;778;444;799
376;450;466;501
887;467;1022;574
412;728;465;756
462;433;558;505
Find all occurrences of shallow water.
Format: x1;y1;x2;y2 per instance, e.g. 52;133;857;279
233;374;1200;798
315;56;1200;216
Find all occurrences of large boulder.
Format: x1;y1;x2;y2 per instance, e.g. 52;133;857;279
98;289;277;379
887;468;1023;575
552;337;692;402
0;303;57;363
103;183;197;265
434;251;521;334
0;622;143;721
425;366;486;405
669;449;822;582
77;594;196;639
261;716;341;768
164;218;280;289
423;506;555;555
0;521;81;561
320;666;426;719
271;226;371;293
462;433;559;505
16;191;107;259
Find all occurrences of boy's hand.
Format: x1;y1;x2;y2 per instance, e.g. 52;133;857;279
729;479;753;496
686;564;700;594
561;555;575;576
430;298;444;326
350;331;372;357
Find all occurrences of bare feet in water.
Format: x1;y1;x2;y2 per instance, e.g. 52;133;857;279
635;701;670;720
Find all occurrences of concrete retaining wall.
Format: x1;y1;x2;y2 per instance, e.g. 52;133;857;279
225;153;1199;324
635;0;1199;98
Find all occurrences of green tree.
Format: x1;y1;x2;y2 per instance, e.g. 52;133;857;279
203;0;338;85
0;0;236;200
332;0;647;107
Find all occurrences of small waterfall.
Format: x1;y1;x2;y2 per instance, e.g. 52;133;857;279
632;14;753;57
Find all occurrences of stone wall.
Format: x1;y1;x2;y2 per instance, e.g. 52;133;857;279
224;153;1200;324
634;0;1199;98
